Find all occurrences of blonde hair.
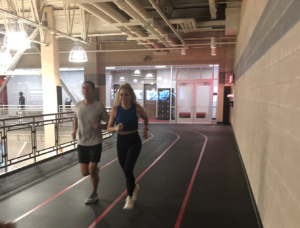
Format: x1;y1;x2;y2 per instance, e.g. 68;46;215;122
114;83;138;106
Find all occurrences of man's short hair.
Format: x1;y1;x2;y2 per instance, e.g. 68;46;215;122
82;81;95;90
19;92;23;95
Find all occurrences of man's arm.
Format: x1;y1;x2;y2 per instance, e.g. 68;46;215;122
72;119;78;139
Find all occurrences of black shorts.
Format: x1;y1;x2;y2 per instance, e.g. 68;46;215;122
77;143;102;164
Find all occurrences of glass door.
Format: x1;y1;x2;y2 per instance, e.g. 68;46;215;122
177;83;194;123
193;83;213;124
177;82;213;124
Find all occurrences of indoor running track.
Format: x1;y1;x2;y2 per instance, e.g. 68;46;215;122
0;124;260;228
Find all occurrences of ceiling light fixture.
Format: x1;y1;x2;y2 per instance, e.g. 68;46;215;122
146;73;153;78
69;43;88;62
106;67;116;69
4;21;30;50
133;69;141;76
155;66;166;68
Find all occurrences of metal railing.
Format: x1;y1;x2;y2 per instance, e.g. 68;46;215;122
0;105;44;118
58;105;112;114
0;110;112;176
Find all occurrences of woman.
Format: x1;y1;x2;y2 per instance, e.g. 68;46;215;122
107;83;149;210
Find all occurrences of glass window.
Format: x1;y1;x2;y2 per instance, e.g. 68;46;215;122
201;66;213;79
213;95;218;107
214;80;218;93
212;107;217;119
172;66;176;79
189;66;201;79
178;66;189;79
214;65;219;79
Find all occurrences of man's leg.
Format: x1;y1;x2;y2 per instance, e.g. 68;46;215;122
89;162;99;193
78;145;90;176
80;163;89;176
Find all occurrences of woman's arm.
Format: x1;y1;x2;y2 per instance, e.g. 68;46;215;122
137;105;149;139
107;107;123;133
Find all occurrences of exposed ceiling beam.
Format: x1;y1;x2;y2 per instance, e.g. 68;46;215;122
197;20;225;27
208;0;217;19
0;8;89;45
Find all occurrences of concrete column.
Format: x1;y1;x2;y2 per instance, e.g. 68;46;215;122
41;6;60;148
84;37;106;105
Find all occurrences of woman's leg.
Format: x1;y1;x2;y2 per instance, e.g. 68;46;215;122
123;138;142;196
116;135;129;171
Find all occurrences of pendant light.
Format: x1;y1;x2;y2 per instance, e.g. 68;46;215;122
0;46;12;72
133;69;141;76
4;21;31;50
145;67;153;79
69;43;88;62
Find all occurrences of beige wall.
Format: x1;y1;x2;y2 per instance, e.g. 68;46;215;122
234;0;269;66
233;1;300;228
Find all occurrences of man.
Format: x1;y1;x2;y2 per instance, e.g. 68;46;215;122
19;92;25;110
72;81;109;204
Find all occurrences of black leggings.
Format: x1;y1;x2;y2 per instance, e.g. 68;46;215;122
117;132;142;196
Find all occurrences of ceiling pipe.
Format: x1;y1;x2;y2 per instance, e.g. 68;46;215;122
113;1;171;48
180;23;187;33
148;0;186;47
22;42;236;54
169;18;197;29
114;0;178;47
92;2;164;50
185;23;192;32
92;2;154;47
78;3;154;49
197;20;226;27
124;0;165;35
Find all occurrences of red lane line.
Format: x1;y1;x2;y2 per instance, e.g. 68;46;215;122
12;132;154;224
13;175;90;223
89;130;180;228
174;129;208;228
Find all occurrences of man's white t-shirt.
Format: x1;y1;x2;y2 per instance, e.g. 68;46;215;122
74;100;109;146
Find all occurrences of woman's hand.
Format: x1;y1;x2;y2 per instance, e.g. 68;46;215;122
143;128;148;139
117;123;123;131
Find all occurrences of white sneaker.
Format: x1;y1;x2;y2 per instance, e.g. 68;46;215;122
85;192;98;204
132;184;140;201
123;196;134;210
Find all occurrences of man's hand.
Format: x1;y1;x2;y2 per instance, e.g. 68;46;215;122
117;123;123;131
93;120;100;129
143;128;148;139
71;131;76;140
